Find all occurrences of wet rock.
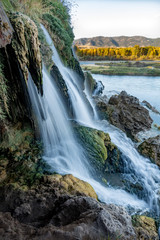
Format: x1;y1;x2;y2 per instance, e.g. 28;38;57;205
9;12;42;93
132;215;158;240
73;124;123;176
142;100;160;114
95;91;153;141
138;135;160;167
50;64;72;116
85;72;104;96
0;3;13;48
84;71;97;95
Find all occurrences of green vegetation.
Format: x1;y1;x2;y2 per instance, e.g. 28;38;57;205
73;124;120;174
82;61;160;76
76;45;160;61
1;0;76;66
0;59;9;120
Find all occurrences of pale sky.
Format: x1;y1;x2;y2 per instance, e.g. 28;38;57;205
71;0;160;39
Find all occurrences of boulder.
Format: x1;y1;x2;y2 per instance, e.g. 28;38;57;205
0;190;136;240
138;135;160;167
43;174;98;200
95;91;153;141
132;215;159;240
73;124;123;175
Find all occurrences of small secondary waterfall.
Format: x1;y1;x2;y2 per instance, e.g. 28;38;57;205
41;25;94;127
28;25;160;214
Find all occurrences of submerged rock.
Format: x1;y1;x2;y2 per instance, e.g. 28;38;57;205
95;91;153;141
138;135;160;167
132;215;159;240
142;100;160;115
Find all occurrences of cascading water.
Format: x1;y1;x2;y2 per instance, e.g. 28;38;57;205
41;25;94;127
28;66;147;209
28;68;91;178
28;25;160;214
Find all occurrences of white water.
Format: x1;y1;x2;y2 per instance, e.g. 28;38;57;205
28;25;160;214
28;67;147;210
41;25;94;127
28;69;90;178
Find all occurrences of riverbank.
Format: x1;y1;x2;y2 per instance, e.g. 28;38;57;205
81;61;160;76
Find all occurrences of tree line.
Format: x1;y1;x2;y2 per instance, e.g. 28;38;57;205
75;45;160;60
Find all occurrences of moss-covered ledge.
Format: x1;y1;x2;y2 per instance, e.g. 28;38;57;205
73;124;122;176
9;12;43;94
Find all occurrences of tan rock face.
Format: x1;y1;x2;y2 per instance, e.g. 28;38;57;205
9;12;42;93
0;3;13;48
43;174;98;199
138;135;160;167
132;215;159;240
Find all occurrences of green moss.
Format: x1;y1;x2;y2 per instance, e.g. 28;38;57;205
0;121;50;187
73;124;120;174
42;13;73;64
0;57;9;120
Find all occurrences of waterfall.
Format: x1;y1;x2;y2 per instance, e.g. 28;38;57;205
41;25;96;127
28;67;147;211
28;68;90;178
28;25;160;214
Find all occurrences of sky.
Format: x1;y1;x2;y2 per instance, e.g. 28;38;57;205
71;0;160;39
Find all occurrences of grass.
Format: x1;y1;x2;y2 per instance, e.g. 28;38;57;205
81;61;160;76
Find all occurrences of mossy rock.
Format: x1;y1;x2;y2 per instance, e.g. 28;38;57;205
132;215;159;240
9;12;42;93
138;135;160;167
0;121;46;187
43;174;98;200
73;124;121;175
84;72;97;95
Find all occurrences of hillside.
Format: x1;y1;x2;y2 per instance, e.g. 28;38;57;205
75;36;160;48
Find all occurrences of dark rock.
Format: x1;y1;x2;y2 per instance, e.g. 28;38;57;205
93;81;104;95
95;91;153;141
138;135;160;167
50;64;73;117
0;183;136;240
142;100;160;115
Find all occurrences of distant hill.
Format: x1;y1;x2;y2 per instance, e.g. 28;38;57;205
74;36;160;48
